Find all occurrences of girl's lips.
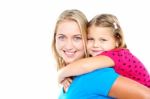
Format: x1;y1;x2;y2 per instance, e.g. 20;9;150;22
91;50;104;56
92;50;103;53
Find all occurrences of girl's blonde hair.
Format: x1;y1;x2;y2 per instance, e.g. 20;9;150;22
52;9;88;70
88;14;127;48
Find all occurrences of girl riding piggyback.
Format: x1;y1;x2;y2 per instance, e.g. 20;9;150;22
58;14;150;88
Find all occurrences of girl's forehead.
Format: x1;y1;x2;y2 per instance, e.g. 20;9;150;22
88;26;113;34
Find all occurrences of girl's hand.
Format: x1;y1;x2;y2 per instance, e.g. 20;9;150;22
57;69;66;83
61;78;72;92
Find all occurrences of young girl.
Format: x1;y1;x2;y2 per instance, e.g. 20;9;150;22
58;14;150;88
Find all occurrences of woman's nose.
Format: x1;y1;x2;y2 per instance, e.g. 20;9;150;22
65;39;74;50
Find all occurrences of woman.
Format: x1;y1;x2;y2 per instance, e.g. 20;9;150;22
52;9;150;99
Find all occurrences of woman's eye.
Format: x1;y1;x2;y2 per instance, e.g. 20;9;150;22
57;36;65;40
74;37;82;41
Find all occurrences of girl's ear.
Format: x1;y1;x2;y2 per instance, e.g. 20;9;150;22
115;42;119;48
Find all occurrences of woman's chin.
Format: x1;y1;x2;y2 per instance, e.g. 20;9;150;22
64;58;76;64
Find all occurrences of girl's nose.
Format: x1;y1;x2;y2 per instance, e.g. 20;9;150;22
93;41;100;48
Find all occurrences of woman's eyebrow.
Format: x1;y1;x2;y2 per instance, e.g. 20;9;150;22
56;34;64;36
74;34;81;36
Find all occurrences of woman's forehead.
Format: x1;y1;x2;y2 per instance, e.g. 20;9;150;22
57;20;81;35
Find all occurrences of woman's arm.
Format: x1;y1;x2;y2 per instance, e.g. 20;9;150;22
109;76;150;99
58;55;114;83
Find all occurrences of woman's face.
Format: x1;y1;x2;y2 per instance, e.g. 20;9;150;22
55;20;85;64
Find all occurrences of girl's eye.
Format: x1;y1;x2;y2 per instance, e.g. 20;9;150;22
87;38;94;41
100;38;107;42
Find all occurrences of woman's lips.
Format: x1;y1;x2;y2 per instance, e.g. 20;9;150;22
64;51;76;57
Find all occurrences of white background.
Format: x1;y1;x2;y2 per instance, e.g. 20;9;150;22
0;0;150;99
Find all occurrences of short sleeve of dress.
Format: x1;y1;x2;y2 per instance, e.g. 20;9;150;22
101;48;150;87
100;48;125;72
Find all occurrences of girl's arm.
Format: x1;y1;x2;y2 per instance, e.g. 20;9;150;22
58;55;114;83
109;76;150;99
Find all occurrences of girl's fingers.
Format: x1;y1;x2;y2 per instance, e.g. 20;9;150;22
67;78;72;83
64;80;70;88
61;78;73;92
62;80;69;92
63;84;68;92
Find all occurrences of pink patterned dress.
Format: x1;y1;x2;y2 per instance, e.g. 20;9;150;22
100;48;150;88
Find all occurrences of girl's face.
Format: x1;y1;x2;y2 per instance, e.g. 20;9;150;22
55;20;85;64
87;26;117;56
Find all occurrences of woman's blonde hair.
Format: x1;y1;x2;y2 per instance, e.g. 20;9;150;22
52;9;88;70
88;14;127;48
